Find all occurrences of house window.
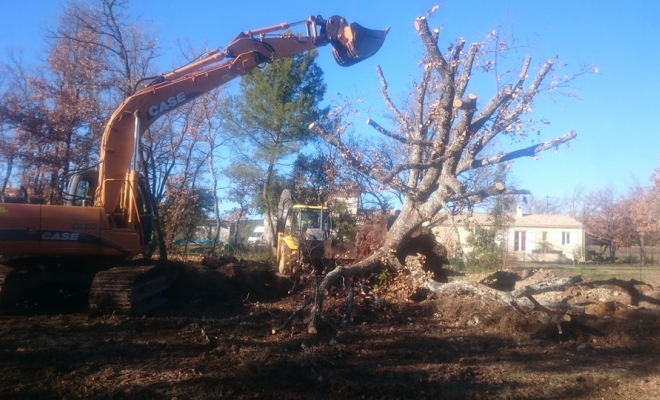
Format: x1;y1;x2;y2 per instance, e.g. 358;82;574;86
514;231;526;251
542;231;547;241
562;232;571;245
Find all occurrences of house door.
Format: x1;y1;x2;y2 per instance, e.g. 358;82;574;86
513;231;535;252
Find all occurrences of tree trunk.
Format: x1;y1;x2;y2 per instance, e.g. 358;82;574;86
262;154;277;255
207;158;222;249
308;202;424;331
1;156;13;196
232;219;240;245
141;181;167;262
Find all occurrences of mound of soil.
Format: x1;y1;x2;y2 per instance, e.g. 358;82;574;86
163;258;293;315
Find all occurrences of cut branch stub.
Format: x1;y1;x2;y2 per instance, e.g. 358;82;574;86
453;93;477;110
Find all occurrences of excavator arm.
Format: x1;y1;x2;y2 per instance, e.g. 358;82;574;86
98;15;389;221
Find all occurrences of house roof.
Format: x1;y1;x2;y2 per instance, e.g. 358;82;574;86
437;212;582;229
512;213;582;229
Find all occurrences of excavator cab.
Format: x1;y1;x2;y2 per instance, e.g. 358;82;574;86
63;169;98;207
325;16;390;67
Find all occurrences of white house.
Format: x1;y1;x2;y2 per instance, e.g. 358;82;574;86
433;206;585;263
506;206;584;262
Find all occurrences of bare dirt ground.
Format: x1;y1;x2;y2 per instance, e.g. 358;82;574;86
1;260;660;400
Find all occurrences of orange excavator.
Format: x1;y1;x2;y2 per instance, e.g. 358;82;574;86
0;15;388;314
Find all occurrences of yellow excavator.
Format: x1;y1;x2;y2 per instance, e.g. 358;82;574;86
0;15;388;314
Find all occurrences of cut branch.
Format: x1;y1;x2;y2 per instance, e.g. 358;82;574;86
449;39;466;75
456;43;478;99
453;93;478;110
376;65;412;134
471;56;532;135
408;259;585;322
416;62;433;131
466;130;576;171
447;184;530;204
341;286;355;326
310;122;412;193
414;16;450;81
366;118;435;147
272;296;314;334
307;250;390;333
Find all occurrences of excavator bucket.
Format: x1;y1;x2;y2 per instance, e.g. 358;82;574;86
327;17;390;67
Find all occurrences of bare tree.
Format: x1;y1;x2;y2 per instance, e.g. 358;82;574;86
528;195;563;214
307;9;589;332
223;164;259;245
0;16;106;200
580;185;622;263
625;170;660;265
0;78;19;195
51;0;159;99
197;89;231;249
51;0;176;259
139;101;207;257
564;185;586;218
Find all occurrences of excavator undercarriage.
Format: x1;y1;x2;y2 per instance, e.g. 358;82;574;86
0;258;178;315
88;262;179;315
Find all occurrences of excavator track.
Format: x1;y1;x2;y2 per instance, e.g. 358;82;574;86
0;259;179;315
89;263;178;315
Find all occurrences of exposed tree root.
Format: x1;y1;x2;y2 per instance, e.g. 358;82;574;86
307;250;389;333
403;254;585;338
296;247;587;339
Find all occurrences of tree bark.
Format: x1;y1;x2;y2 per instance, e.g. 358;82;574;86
262;151;278;255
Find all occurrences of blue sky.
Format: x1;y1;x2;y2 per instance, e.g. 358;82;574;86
2;0;659;204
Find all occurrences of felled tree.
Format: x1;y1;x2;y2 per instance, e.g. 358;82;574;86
307;10;588;332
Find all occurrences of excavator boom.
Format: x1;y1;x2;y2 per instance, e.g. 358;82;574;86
97;15;388;219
